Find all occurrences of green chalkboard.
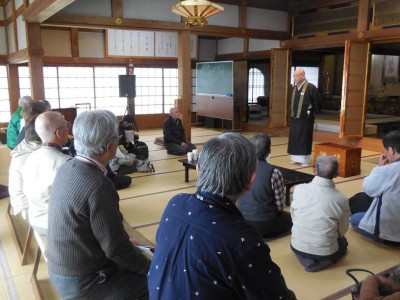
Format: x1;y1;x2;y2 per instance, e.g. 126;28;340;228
196;61;233;96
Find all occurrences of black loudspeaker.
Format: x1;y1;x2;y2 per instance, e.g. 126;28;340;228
119;75;136;98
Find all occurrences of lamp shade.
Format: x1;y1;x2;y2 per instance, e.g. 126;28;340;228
171;0;224;26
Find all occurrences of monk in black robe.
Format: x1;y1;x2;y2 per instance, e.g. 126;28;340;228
287;68;321;167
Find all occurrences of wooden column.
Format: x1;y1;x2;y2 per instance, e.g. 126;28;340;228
71;28;79;57
357;0;370;32
177;31;192;143
7;64;20;113
27;23;45;101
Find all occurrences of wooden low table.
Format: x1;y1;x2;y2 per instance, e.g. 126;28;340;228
274;166;314;206
178;159;314;205
178;158;198;183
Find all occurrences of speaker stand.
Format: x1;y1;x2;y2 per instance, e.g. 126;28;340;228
126;97;139;132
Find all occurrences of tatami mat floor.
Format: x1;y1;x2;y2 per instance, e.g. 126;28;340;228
0;127;398;300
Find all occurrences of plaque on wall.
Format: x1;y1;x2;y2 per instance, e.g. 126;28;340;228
106;29;155;57
154;32;196;59
106;29;196;59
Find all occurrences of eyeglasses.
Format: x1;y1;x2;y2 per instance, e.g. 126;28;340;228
293;74;304;78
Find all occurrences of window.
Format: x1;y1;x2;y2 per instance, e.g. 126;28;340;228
94;67;127;116
291;66;319;87
18;66;179;116
18;66;31;98
248;68;265;104
135;67;179;114
0;66;11;122
247;62;270;106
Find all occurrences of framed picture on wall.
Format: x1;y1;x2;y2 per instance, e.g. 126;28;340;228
382;55;399;83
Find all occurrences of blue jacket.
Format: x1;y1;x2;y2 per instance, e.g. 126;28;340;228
148;191;296;300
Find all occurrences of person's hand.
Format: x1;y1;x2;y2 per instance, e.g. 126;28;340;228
181;142;189;148
378;153;389;166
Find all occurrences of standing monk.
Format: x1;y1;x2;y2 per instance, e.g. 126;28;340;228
287;68;321;167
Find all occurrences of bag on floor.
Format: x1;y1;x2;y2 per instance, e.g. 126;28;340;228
346;268;374;300
132;141;149;160
136;159;155;173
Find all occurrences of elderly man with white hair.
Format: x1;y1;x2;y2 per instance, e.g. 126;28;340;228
45;110;150;300
23;111;71;235
149;132;296;299
291;155;350;272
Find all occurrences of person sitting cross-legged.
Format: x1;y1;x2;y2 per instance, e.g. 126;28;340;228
163;107;196;155
237;133;292;238
291;155;350;272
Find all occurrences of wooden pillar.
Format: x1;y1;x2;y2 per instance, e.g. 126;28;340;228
7;64;20;113
27;23;45;101
177;31;192;143
357;0;370;33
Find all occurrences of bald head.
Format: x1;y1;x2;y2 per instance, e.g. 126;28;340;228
35;111;69;145
293;68;306;86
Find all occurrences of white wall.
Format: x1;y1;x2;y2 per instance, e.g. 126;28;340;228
5;2;12;19
79;32;105;58
123;0;179;22
7;24;15;53
61;0;111;17
218;38;243;55
0;27;7;55
249;39;280;52
15;0;24;10
198;39;217;61
246;7;288;31
208;4;238;27
17;15;27;50
42;29;72;57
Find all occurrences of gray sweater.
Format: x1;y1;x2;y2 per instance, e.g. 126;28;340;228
45;158;150;276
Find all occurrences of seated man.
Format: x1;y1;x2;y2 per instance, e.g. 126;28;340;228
163;107;195;155
6;95;32;149
291;155;350;272
148;132;296;299
45;110;150;299
350;130;400;244
23;111;71;235
237;133;292;238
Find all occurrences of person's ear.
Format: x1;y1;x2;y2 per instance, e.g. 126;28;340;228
388;146;395;156
245;172;257;192
105;140;115;152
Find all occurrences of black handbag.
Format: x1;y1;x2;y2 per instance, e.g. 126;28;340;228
346;268;374;300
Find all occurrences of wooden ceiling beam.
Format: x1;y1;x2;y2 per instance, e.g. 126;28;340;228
363;27;400;42
281;32;358;50
24;0;76;23
288;0;355;14
44;14;289;39
217;0;289;11
7;49;28;64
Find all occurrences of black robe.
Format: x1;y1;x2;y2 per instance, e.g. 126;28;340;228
287;82;321;155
